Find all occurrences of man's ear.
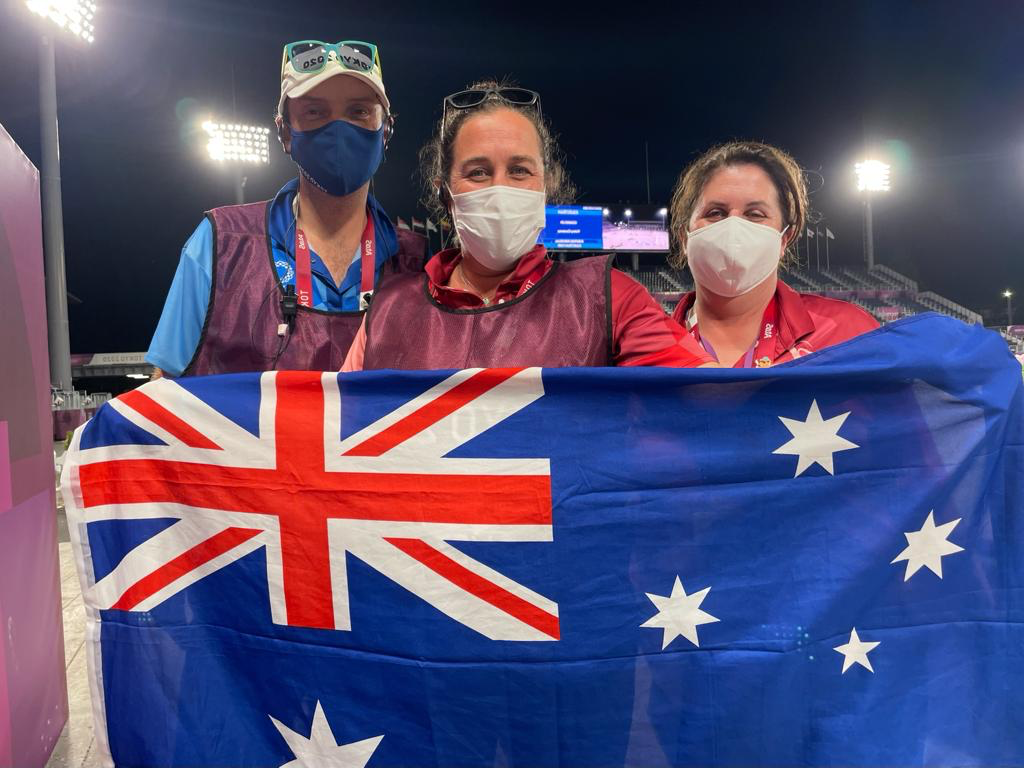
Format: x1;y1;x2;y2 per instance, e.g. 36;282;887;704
276;115;291;155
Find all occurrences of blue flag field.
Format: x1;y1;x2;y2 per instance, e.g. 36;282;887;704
61;313;1023;767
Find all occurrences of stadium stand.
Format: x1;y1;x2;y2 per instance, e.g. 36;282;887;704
1001;327;1024;355
631;267;679;295
620;260;984;329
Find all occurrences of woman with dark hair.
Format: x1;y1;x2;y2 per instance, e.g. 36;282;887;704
342;80;715;370
668;141;878;367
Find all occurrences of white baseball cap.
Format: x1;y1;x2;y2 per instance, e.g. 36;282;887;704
278;41;389;119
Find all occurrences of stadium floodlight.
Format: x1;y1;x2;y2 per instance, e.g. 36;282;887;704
25;1;99;394
203;121;271;203
1003;290;1013;299
602;208;610;217
624;208;633;220
855;158;891;270
26;0;96;43
657;207;668;218
203;121;271;165
855;159;891;192
1004;290;1014;326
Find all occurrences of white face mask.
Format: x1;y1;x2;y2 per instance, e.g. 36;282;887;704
686;216;788;298
449;185;547;272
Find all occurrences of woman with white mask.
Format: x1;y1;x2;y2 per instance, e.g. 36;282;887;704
342;80;716;371
670;141;878;368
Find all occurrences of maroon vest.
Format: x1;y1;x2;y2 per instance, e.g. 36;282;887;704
183;201;426;376
362;255;613;370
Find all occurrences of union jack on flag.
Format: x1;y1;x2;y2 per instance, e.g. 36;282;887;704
67;368;559;641
63;316;1024;767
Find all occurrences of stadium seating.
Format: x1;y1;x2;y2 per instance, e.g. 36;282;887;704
631;267;688;295
1001;327;1024;354
618;261;983;328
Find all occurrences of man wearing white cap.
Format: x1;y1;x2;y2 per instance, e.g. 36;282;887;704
146;40;425;377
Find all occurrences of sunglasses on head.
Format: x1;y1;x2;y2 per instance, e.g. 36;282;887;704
441;87;542;139
283;40;381;76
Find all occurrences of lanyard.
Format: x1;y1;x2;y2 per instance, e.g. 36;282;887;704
689;296;779;368
293;212;376;310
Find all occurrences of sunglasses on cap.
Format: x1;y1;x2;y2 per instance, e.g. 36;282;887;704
441;87;542;138
283;40;382;76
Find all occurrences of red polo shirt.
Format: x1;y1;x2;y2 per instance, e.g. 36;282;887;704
672;280;880;367
343;246;713;370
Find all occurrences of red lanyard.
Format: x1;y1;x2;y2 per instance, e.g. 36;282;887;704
690;296;779;368
748;295;779;367
293;213;376;309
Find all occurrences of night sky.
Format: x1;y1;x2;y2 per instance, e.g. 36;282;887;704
2;0;1023;354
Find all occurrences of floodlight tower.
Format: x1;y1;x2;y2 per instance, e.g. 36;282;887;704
202;121;271;203
1004;290;1014;326
25;0;96;394
854;159;890;270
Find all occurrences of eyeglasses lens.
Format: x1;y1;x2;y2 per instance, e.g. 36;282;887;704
339;42;374;72
290;42;326;72
498;88;536;105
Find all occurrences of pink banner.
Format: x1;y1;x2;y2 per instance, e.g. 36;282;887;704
0;121;68;767
0;422;10;512
0;422;9;768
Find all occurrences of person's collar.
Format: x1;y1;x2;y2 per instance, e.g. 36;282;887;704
772;279;815;349
678;279;814;347
278;177;300;201
684;303;698;330
426;244;549;291
492;244;549;290
678;291;698;322
272;177;397;263
425;247;464;287
292;181;373;221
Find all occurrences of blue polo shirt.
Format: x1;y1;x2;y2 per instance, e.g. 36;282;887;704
146;178;398;376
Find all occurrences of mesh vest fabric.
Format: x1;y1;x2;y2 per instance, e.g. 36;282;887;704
362;255;613;370
184;202;426;376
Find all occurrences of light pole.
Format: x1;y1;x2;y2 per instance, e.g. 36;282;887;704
1004;290;1014;326
26;0;96;394
854;159;890;270
202;121;271;204
624;208;633;226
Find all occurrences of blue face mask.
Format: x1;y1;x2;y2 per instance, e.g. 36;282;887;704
289;119;385;197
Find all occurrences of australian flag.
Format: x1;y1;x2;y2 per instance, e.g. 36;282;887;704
62;314;1023;767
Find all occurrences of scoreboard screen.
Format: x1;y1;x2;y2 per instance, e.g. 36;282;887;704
539;205;604;250
539;204;670;252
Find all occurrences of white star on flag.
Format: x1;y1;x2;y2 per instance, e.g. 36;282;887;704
641;576;719;649
270;701;383;768
891;510;964;581
773;399;858;477
833;628;880;674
